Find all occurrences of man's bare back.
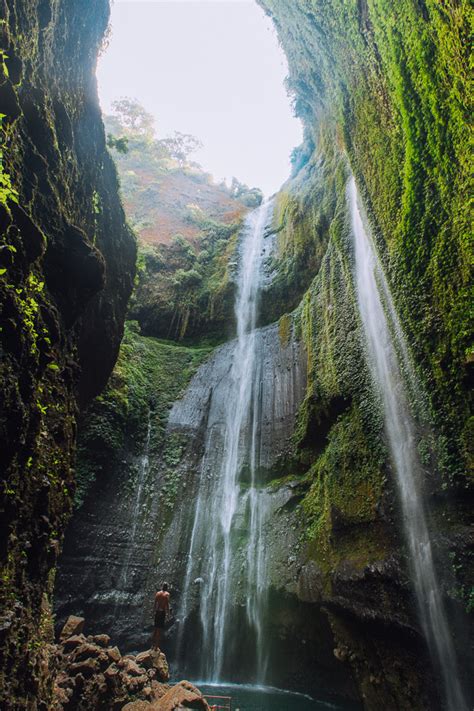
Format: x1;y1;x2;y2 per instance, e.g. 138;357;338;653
154;589;170;612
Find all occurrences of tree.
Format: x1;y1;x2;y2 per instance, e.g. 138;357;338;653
111;98;155;138
160;132;202;166
230;177;263;207
106;134;129;154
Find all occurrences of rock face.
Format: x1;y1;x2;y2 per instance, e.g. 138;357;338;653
0;1;135;707
50;615;183;710
55;324;306;639
55;317;358;701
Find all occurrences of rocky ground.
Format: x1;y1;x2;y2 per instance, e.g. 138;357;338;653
50;616;209;710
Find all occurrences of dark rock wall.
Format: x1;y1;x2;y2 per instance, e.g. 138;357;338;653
55;326;310;667
0;1;135;707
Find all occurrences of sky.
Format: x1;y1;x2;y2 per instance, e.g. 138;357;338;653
97;0;303;195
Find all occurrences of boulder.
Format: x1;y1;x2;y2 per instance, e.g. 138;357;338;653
62;634;86;652
123;673;149;694
153;680;210;710
334;645;349;662
135;650;155;669
59;615;85;641
104;663;119;680
297;561;323;603
122;702;154;711
119;657;146;676
68;657;99;678
89;633;110;647
136;649;170;682
106;645;121;663
72;642;105;661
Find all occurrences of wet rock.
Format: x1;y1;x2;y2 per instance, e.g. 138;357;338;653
124;673;149;694
104;662;119;680
333;645;349;662
50;623;181;709
297;561;323;603
68;657;99;678
119;657;147;676
153;680;210;711
72;642;106;661
60;615;85;641
135;649;157;669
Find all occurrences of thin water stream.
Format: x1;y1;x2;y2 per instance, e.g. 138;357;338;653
349;177;466;711
114;414;152;610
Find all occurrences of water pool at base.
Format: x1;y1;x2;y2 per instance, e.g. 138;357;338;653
196;683;360;711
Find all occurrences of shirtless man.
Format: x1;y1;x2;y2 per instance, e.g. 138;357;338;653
152;582;170;649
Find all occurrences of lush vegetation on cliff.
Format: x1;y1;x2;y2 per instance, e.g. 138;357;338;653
105;99;264;342
129;212;240;343
75;321;211;507
260;0;472;489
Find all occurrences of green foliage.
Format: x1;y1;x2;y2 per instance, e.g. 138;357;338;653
229;177;263;207
260;124;347;325
0;112;18;206
129;213;241;343
160;131;202;166
106;133;129;154
262;0;472;486
301;407;387;583
75;322;211;506
278;313;292;347
111;98;155;137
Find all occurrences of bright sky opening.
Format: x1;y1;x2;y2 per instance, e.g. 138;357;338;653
97;0;303;196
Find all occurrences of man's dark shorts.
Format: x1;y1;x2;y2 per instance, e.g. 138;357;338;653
154;610;166;629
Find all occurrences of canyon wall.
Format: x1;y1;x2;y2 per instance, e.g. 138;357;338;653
255;0;473;706
47;1;473;709
0;2;135;707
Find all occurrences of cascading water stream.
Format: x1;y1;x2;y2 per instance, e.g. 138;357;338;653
349;177;466;711
114;414;152;610
176;200;273;682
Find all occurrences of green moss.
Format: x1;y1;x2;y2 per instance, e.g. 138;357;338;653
75;321;212;506
261;0;472;487
260;123;348;326
298;404;389;595
302;408;385;536
278;313;292;347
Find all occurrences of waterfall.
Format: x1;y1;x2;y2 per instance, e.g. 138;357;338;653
176;200;273;681
349;177;466;711
114;414;152;609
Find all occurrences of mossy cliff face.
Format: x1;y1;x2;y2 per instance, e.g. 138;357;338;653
129;216;243;344
0;2;135;707
260;0;472;489
256;1;472;707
